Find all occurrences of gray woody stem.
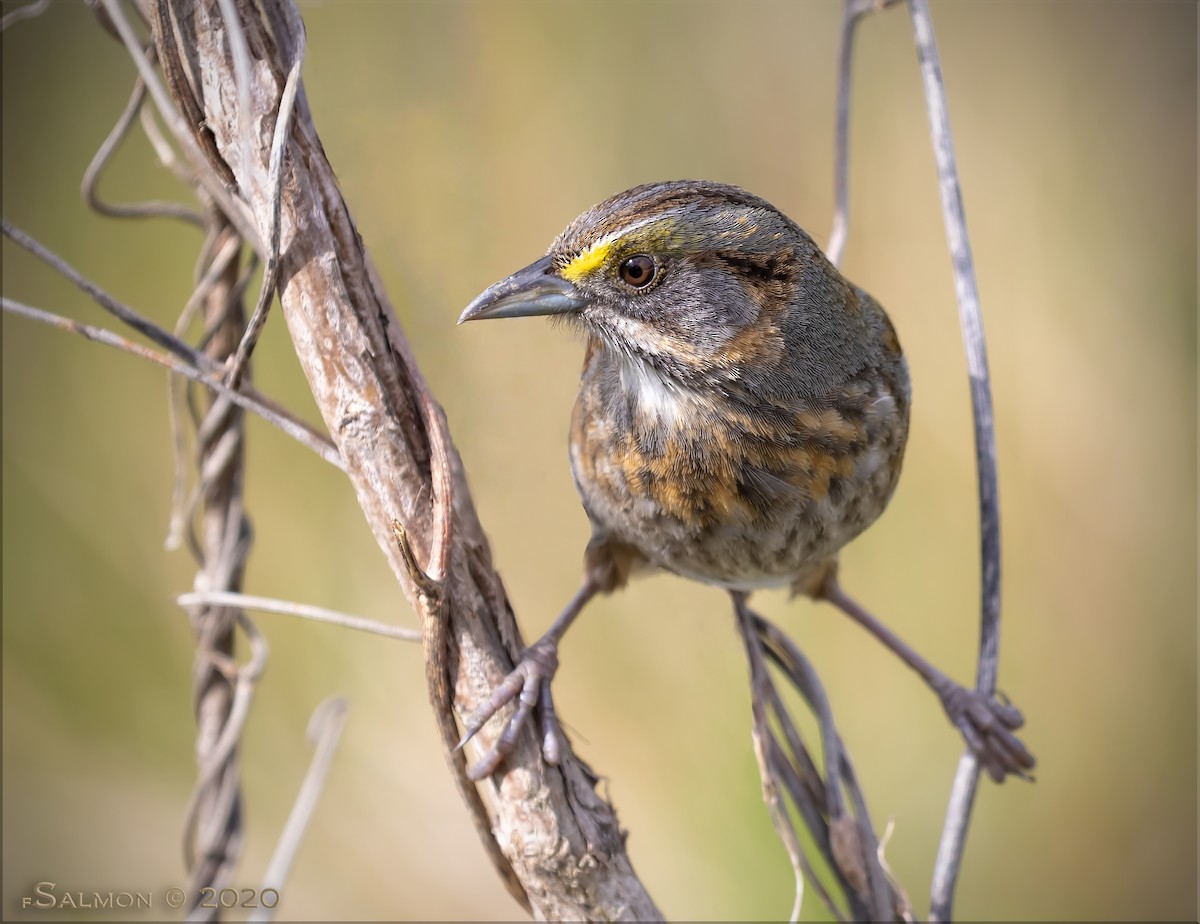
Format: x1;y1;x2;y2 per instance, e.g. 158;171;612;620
906;1;1004;918
830;1;1010;917
140;0;659;919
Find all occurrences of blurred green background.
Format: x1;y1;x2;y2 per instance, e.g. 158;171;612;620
2;1;1196;920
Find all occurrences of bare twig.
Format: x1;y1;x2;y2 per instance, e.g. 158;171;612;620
733;593;809;923
223;0;307;388
81;73;206;227
181;610;267;872
829;0;873;266
140;100;197;184
178;591;422;642
5;212;338;474
97;0;262;248
905;0;1007;918
733;593;906;922
179;209;257;919
248;697;350;923
3;219;210;366
826;0;1016;916
167;228;248;548
0;0;49;31
760;615;901;921
1;297;342;468
4;219;323;462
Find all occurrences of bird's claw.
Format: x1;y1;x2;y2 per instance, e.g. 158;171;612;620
456;638;563;780
936;680;1036;783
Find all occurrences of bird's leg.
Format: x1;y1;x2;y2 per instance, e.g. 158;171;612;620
456;576;601;781
815;568;1035;782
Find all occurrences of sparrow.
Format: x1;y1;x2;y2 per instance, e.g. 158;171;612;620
457;180;1032;784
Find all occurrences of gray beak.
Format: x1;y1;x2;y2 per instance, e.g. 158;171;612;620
458;254;586;324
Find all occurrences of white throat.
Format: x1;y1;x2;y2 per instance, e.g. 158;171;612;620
619;356;693;426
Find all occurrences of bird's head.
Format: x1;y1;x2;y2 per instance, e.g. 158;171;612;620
460;180;867;395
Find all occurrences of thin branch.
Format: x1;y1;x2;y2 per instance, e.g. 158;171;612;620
166;368;192;549
905;0;1001;683
97;0;262;249
0;0;49;31
4;218;310;468
177;591;421;642
733;595;809;924
827;0;1015;916
3;220;335;467
180;222;256;917
248;696;350;923
1;297;344;469
181;610;268;872
140;99;197;184
81;72;206;227
168;229;243;546
905;0;1006;918
931;752;982;921
755;610;899;921
733;595;907;922
183;232;244;338
225;3;306;389
828;0;900;267
3;219;210;366
167;227;248;550
829;0;871;267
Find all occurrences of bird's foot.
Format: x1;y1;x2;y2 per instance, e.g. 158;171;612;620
935;679;1035;782
456;637;564;781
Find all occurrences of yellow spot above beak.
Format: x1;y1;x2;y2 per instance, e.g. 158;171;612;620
561;239;615;283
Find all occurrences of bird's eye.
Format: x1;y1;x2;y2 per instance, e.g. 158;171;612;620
618;254;657;289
